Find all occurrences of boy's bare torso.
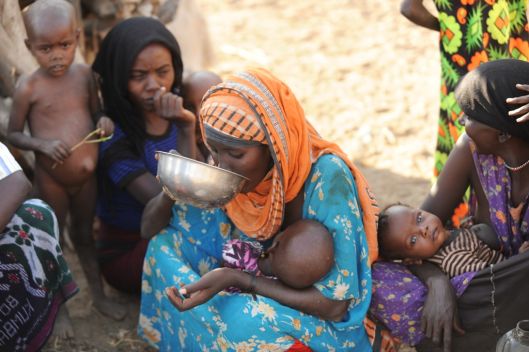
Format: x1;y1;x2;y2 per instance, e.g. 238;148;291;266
26;63;97;187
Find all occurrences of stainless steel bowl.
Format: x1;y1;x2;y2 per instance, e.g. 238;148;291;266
156;151;248;208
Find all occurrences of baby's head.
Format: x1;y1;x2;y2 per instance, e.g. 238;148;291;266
377;204;449;261
260;219;334;289
23;0;79;76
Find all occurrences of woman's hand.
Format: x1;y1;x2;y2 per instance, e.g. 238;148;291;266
153;87;196;127
166;267;242;311
506;84;529;123
410;262;464;352
421;275;465;351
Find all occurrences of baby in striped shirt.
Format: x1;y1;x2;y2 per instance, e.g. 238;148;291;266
376;204;529;278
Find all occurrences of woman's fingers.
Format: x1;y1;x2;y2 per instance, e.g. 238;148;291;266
506;84;529;123
153;87;166;113
453;318;465;336
515;83;529;93
516;114;529;123
507;104;529;116
442;325;452;352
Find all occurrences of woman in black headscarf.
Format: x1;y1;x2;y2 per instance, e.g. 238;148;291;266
371;59;529;352
91;17;197;294
420;59;529;351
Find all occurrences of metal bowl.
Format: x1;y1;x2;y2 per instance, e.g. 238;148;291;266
156;151;248;208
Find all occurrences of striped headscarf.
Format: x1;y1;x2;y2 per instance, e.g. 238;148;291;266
200;68;379;264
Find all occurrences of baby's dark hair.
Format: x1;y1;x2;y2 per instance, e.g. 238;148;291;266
377;202;410;260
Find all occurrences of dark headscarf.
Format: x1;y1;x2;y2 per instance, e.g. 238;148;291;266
92;17;184;155
455;59;529;142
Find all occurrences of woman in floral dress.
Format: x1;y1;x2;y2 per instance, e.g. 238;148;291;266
138;68;396;351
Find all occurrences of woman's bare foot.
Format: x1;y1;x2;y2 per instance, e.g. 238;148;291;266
93;295;127;321
51;305;74;339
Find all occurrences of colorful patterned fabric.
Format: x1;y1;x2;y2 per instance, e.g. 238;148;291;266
222;239;263;276
199;68;379;266
0;199;78;352
139;154;374;351
369;261;474;346
470;142;529;255
427;228;504;277
432;0;529;225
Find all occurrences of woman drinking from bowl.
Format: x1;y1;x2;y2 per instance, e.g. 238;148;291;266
138;68;394;351
92;17;200;294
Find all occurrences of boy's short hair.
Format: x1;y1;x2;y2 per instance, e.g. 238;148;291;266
23;0;76;39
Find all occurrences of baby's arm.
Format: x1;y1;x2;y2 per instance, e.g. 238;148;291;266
7;76;70;163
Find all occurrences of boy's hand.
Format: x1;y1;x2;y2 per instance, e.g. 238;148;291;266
153;87;196;127
96;116;115;137
40;139;70;163
506;84;529;123
519;241;529;254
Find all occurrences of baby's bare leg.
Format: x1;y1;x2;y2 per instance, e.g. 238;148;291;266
69;175;127;321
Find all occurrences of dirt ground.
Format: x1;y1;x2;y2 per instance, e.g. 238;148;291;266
43;0;440;350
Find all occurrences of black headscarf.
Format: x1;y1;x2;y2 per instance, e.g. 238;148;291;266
92;17;184;155
455;59;529;142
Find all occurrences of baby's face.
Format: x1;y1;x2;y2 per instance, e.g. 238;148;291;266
26;19;78;77
383;205;448;259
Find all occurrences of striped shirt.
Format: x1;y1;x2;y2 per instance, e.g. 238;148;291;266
0;142;21;181
427;228;505;278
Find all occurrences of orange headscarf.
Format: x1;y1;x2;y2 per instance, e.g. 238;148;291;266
200;68;379;264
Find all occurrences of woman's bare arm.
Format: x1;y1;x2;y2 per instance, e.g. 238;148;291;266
400;0;440;31
422;134;474;223
141;191;174;239
125;172;161;205
0;170;31;230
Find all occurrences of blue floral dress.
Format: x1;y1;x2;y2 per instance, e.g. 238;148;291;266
138;155;372;351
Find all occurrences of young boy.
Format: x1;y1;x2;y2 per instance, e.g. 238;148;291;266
377;203;529;277
7;0;125;333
